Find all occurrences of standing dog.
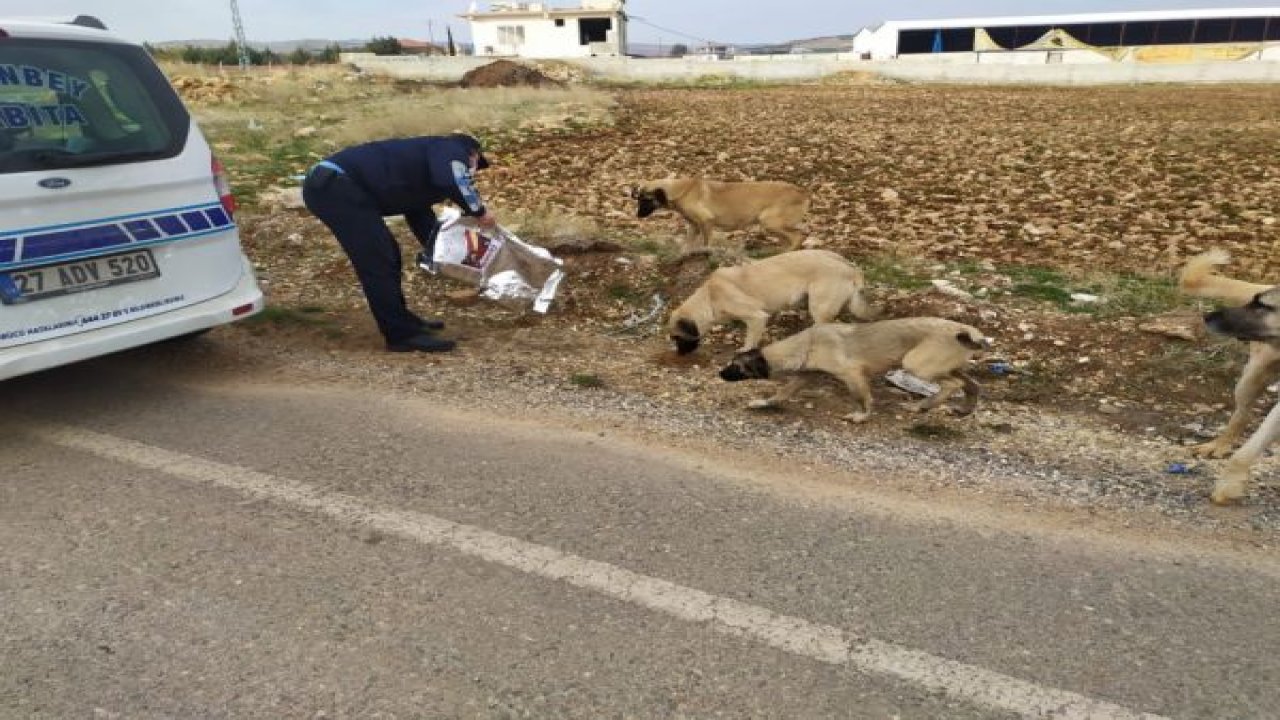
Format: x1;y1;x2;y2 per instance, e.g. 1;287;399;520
1179;249;1280;504
718;318;990;423
631;178;810;252
668;249;873;355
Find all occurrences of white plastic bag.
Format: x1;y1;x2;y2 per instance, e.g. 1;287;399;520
423;208;566;314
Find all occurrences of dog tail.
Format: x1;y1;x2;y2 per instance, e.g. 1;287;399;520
1179;249;1270;306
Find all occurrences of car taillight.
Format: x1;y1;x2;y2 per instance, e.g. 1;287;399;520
212;156;236;218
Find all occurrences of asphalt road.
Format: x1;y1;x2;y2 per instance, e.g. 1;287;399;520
3;350;1278;719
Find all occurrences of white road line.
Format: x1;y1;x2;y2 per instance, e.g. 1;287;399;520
30;422;1169;720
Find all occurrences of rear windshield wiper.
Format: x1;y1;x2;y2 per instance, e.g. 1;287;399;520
33;149;161;168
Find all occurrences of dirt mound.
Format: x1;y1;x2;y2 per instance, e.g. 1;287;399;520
460;60;562;88
171;75;240;103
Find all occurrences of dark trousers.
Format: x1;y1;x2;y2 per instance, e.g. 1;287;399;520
302;166;431;344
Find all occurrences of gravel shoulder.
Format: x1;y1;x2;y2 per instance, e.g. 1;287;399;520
162;314;1280;554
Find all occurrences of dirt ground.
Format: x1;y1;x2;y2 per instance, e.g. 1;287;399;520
234;83;1280;528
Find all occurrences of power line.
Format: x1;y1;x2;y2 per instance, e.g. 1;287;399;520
628;14;721;47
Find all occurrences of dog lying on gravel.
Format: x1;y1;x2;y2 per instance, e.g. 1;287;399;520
717;318;990;423
1180;249;1280;504
668;249;874;355
631;177;810;253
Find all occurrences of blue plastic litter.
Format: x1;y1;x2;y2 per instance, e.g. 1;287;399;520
1166;462;1195;475
989;362;1012;376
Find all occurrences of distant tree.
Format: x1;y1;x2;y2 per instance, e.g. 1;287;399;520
364;36;404;55
288;47;312;65
318;43;342;63
669;43;688;57
447;26;457;56
215;41;241;66
180;45;206;64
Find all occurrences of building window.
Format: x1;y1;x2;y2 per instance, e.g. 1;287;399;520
498;25;526;46
579;18;612;45
555;18;565;27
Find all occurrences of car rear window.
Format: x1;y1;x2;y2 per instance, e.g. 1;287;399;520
0;37;189;174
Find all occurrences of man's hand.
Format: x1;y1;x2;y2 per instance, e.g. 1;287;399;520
476;210;498;228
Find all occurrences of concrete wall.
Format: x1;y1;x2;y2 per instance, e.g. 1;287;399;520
342;52;1280;86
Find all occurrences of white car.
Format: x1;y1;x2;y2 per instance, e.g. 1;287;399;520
0;15;263;380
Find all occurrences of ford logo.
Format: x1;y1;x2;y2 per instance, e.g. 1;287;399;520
38;177;72;190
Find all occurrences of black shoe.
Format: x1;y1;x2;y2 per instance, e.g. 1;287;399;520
386;334;456;353
408;312;445;331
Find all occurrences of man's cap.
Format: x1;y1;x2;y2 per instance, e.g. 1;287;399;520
450;133;490;169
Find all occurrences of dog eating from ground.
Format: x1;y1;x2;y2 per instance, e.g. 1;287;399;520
1179;249;1280;504
631;177;811;252
668;249;873;355
718;318;990;423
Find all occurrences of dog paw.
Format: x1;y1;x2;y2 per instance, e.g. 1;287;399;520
1211;469;1250;505
841;412;871;423
1190;439;1235;459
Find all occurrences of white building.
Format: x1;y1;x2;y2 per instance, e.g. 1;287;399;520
853;7;1280;61
461;1;628;58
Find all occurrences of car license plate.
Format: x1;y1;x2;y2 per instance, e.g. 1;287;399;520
0;249;160;304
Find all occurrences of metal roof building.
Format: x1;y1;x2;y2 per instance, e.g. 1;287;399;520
852;7;1280;61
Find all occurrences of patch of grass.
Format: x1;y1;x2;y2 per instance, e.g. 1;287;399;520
1011;281;1074;306
861;254;931;290
1084;273;1182;318
906;422;964;441
569;373;606;389
175;63;615;209
503;205;601;246
994;360;1059;403
622;236;669;256
243;304;336;329
995;264;1181;317
607;283;641;301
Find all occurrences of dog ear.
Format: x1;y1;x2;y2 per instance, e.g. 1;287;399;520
955;331;989;350
652;188;668;206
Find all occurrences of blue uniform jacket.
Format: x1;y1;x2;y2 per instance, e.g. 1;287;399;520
328;135;485;245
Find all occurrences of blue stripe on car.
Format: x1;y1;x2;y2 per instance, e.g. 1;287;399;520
23;224;132;260
0;204;234;268
154;215;188;236
123;219;163;242
181;211;212;231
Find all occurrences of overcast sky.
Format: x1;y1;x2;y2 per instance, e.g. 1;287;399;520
26;1;1268;45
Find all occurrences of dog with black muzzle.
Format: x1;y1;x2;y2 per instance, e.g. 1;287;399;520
668;249;874;355
1180;249;1280;504
718;318;990;423
631;177;810;253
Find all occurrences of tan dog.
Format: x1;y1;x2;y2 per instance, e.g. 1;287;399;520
668;249;873;355
631;177;810;252
1179;249;1280;504
718;318;990;423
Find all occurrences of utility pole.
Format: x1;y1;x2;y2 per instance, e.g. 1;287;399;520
229;0;251;71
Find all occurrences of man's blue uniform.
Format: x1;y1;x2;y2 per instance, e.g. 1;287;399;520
302;133;490;350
